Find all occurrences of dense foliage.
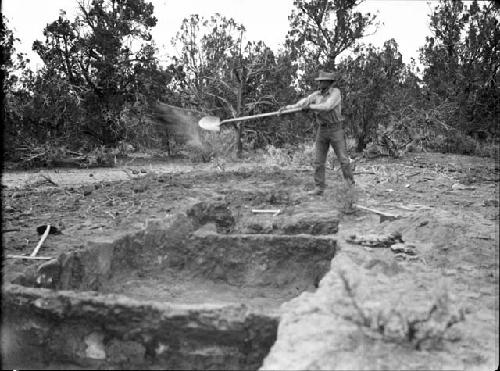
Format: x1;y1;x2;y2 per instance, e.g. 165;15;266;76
3;0;171;154
420;0;499;138
2;0;498;163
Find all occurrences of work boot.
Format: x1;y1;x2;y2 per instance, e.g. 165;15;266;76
307;187;324;196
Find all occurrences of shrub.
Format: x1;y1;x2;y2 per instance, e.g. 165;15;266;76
291;142;316;167
185;127;238;163
336;271;465;350
426;131;499;158
262;145;294;167
261;141;356;170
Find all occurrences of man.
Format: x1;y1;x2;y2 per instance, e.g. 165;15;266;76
280;70;355;196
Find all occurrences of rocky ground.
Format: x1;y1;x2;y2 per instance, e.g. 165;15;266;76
1;151;499;370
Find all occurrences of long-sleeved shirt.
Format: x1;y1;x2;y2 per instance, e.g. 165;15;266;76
285;86;344;128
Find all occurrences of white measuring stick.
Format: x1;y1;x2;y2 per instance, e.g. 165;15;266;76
30;224;51;257
251;209;281;214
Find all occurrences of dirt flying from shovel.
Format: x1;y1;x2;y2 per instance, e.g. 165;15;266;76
153;102;205;148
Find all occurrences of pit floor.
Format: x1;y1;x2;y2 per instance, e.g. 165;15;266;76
101;268;306;311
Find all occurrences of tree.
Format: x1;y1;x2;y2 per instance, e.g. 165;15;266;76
420;0;499;137
286;0;376;90
1;15;19;88
2;15;21;131
170;14;247;114
420;1;469;100
32;0;170;146
1;16;35;153
336;39;420;151
170;14;299;155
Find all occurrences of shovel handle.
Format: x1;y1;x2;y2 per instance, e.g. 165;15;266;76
220;108;303;124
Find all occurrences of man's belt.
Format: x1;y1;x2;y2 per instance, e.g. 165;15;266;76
319;121;340;127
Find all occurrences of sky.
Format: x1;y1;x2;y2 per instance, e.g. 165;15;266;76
2;0;436;70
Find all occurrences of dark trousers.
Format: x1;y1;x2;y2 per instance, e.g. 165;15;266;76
314;125;354;188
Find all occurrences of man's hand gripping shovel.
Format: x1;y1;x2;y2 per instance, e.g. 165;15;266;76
198;107;304;132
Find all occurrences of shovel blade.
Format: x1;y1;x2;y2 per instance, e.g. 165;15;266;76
198;116;221;131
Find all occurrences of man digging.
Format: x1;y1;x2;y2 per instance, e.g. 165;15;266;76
280;70;355;196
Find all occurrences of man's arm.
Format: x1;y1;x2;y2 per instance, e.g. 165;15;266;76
281;91;319;111
309;88;341;111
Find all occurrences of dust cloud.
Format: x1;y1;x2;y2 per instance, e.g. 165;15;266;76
153;102;205;148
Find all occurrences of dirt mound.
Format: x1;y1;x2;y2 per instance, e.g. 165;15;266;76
262;252;496;370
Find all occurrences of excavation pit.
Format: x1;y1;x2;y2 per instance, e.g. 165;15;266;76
3;212;338;370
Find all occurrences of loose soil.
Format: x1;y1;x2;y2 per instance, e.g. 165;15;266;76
2;152;499;369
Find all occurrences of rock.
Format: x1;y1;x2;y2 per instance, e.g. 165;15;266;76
84;332;106;360
346;231;403;248
82;185;93;196
390;243;417;256
391;243;408;253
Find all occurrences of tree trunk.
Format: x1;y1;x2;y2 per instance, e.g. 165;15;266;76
236;75;244;158
356;132;367;152
237;123;243;157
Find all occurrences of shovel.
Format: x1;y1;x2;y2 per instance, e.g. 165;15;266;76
198;107;303;131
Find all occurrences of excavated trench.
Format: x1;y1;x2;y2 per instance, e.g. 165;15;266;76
2;199;339;370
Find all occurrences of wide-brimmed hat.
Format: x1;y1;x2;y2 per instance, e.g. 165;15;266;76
315;70;336;81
